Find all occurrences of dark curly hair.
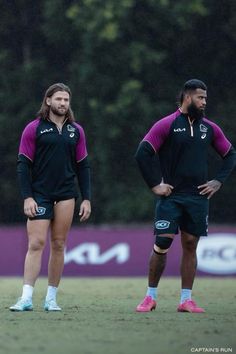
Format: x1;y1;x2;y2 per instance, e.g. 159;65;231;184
178;79;207;106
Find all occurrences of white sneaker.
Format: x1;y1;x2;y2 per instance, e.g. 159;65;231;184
9;298;33;311
44;299;62;311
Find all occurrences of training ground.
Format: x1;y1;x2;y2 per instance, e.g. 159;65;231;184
0;277;235;354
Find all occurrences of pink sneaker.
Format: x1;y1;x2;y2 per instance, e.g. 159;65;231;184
136;296;157;312
177;300;205;313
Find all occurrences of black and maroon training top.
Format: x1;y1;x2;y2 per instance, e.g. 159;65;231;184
135;109;236;194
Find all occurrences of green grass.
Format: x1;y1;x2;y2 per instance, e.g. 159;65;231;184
0;277;235;354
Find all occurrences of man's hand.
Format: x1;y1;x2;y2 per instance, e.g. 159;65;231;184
79;200;91;222
151;183;174;197
24;197;38;218
198;180;222;199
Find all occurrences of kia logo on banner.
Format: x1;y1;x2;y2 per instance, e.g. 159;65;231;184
64;243;130;265
197;233;236;274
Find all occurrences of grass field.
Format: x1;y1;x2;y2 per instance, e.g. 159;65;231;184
0;277;235;354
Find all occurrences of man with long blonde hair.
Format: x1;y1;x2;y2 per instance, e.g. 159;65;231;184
10;83;91;311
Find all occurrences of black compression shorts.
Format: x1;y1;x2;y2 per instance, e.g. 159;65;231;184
154;194;209;237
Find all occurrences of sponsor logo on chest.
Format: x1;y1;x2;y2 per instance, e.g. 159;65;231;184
200;124;208;139
67;125;76;138
67;124;75;132
200;124;208;132
40;128;53;134
173;128;186;133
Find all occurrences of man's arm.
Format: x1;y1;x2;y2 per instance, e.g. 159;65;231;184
209;120;236;180
76;156;91;201
135;141;173;196
214;146;236;183
198;146;236;199
17;154;33;199
135;141;161;188
17;154;38;217
76;156;91;221
135;112;178;195
74;124;91;221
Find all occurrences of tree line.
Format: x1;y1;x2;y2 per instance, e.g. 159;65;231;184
0;0;235;224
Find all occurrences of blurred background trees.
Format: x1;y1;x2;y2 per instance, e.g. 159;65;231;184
0;0;235;224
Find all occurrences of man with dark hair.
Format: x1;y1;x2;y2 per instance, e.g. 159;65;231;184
135;79;236;313
10;83;91;311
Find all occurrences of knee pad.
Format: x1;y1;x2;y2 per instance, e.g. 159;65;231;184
154;236;173;255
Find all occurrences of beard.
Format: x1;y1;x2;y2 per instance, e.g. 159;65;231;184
50;105;69;117
187;102;205;120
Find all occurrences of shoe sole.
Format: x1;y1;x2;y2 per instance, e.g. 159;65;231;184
136;305;156;312
9;308;33;312
177;308;205;313
44;309;61;312
44;308;61;311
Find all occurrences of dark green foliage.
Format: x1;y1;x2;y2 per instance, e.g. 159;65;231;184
0;0;235;223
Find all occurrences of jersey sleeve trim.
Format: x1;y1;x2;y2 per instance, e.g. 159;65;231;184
142;140;157;153
76;154;88;163
222;144;232;157
18;152;34;163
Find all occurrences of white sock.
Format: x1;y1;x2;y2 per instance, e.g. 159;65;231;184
22;284;34;300
180;288;192;304
46;286;58;301
146;287;158;300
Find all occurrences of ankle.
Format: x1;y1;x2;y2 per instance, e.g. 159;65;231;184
46;285;58;301
22;284;34;300
146;286;158;300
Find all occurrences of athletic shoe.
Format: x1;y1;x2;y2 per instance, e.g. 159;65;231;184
9;298;33;311
44;299;62;311
136;296;157;312
177;300;205;313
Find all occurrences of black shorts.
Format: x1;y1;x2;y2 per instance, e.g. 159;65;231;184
29;194;75;220
154;194;209;237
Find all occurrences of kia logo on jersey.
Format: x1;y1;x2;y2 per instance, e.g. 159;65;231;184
40;128;53;134
173;128;186;132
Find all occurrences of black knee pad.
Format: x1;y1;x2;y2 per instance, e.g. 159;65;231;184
154;236;173;254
